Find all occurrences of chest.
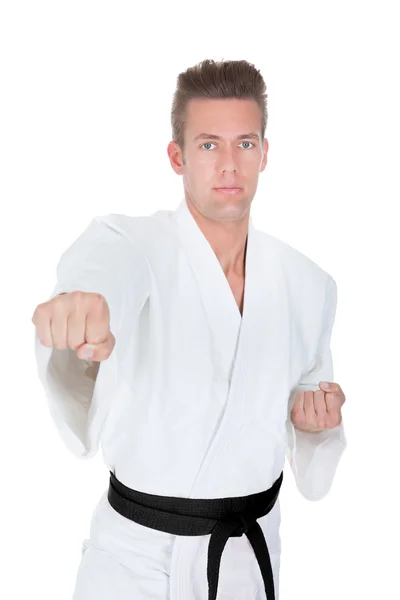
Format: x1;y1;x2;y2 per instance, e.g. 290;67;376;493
226;274;245;315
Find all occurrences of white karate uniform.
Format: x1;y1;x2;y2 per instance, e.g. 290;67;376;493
34;198;347;599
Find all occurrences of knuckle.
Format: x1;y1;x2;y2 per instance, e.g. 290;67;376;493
69;291;88;308
82;293;108;316
69;290;85;299
52;297;68;315
32;303;47;322
89;292;106;307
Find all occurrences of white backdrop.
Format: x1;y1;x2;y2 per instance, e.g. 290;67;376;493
1;1;399;598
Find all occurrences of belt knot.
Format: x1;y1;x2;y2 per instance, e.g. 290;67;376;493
231;514;255;537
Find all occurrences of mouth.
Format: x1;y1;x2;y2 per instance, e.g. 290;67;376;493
214;187;242;194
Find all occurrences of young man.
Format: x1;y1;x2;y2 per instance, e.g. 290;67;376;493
32;59;347;600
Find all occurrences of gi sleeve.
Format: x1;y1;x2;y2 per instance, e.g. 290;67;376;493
33;216;150;459
285;275;347;501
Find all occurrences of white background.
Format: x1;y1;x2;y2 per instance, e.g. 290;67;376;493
1;1;399;598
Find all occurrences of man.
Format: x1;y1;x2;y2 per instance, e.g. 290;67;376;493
32;59;347;599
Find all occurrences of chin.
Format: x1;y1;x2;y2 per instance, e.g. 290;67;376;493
210;200;248;222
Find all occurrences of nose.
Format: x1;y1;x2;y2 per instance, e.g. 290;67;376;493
216;147;239;174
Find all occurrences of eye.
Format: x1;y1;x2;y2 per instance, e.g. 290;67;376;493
201;142;216;150
200;141;255;150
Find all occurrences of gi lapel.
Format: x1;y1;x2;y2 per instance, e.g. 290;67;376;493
171;198;247;381
182;207;290;497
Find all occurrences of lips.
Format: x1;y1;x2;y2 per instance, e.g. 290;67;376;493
214;187;242;191
214;187;242;194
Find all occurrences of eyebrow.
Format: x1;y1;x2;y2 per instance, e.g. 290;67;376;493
193;132;260;142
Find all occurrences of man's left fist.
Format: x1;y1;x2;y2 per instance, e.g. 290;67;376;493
290;381;346;433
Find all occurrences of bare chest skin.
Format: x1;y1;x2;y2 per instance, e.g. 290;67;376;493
227;275;245;316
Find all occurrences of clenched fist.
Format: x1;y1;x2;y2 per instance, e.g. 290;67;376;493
31;291;115;362
290;381;346;434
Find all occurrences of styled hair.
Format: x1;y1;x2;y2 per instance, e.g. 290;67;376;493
171;58;268;154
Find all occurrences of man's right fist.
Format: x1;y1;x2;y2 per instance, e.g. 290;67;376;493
32;291;116;361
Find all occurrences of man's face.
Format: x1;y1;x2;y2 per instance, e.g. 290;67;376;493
168;98;268;223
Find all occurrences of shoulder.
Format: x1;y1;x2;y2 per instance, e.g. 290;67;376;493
255;228;337;339
255;228;335;294
94;211;182;278
94;209;174;248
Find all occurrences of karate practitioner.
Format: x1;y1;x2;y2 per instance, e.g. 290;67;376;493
32;58;347;599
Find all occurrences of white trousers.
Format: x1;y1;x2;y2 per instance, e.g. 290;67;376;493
72;491;281;600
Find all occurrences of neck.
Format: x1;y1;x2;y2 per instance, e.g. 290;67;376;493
185;197;249;277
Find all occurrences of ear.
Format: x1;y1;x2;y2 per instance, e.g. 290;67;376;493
167;141;185;175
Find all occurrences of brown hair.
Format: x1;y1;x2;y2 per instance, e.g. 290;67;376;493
171;59;268;155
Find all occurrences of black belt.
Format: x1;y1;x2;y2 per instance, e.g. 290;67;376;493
107;470;283;600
